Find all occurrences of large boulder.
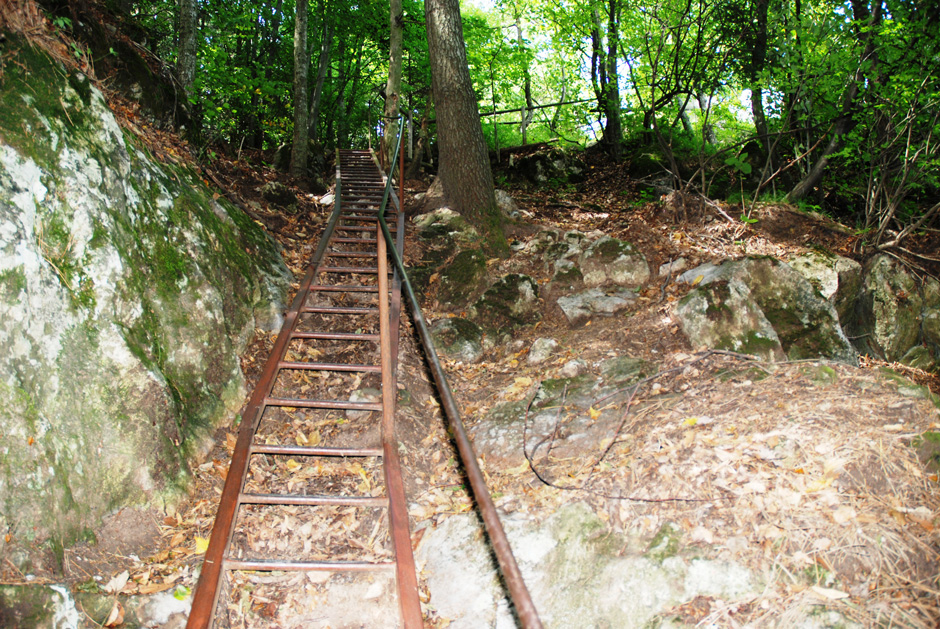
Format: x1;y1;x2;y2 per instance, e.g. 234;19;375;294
0;39;289;547
787;250;863;322
676;258;857;364
415;504;756;629
408;208;484;301
469;274;540;338
438;249;488;308
505;147;586;186
557;288;636;327
579;236;650;288
844;254;924;363
431;317;487;363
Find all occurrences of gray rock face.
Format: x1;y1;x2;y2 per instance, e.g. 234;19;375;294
431;318;486;363
470;274;540;336
0;45;289;544
557;288;636;327
579;236;650;288
676;258;857;364
495;189;529;219
471;356;652;468
527;338;559;365
847;254;924;363
438;249;488;308
415;504;757;629
259;180;296;208
787;251;863;321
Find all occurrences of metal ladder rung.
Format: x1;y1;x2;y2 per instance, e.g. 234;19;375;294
301;305;379;313
277;360;380;372
251;444;383;457
308;284;380;292
264;397;382;411
291;331;379;341
224;559;395;572
239;492;388;507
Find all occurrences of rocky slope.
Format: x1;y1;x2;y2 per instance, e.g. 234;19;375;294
0;32;290;560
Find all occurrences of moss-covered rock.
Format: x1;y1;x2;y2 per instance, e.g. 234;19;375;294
846;254;922;362
787;250;863;322
579;236;650;288
0;36;289;547
438;248;488;308
676;258;856;363
469;273;540;337
431;317;487;363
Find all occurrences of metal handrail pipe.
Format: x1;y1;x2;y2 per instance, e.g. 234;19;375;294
377;118;544;629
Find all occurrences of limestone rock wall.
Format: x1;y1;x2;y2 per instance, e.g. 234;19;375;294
0;36;290;546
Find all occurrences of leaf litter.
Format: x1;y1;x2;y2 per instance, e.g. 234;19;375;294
11;152;939;627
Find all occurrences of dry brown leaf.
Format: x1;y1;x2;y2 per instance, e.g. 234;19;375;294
137;581;178;595
104;600;124;627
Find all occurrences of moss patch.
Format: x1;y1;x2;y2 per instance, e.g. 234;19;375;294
439;248;487;308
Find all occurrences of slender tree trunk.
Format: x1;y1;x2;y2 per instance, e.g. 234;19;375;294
697;93;717;144
590;10;607;133
425;0;505;253
749;0;772;166
603;0;622;159
787;0;882;202
405;105;430;180
381;0;404;168
513;9;534;142
335;38;348;146
177;0;197;97
550;65;567;132
308;18;334;142
290;0;310;178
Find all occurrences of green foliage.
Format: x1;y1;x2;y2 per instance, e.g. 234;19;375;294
107;0;937;238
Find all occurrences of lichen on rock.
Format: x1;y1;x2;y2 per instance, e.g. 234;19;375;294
469;273;540;338
0;36;290;546
579;235;650;288
676;257;856;364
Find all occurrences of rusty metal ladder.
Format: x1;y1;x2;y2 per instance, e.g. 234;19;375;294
187;149;420;627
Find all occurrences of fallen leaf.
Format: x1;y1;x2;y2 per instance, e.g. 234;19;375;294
503;460;531;476
690;274;704;286
810;585;849;600
195;536;210;554
137;581;177;595
588;407;601;420
104;601;124;627
103;570;129;594
831;506;857;525
805;475;834;492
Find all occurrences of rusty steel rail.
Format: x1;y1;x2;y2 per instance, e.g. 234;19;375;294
187;148;419;627
376;120;544;629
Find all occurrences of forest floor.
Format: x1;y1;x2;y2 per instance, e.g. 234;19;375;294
10;147;940;628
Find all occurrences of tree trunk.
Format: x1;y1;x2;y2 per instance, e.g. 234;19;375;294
290;0;310;178
405;105;430;180
787;0;882;203
550;65;567;132
603;0;622;159
425;0;505;253
308;18;333;142
177;0;197;97
514;9;534;141
749;0;772;166
381;0;404;168
335;38;348;146
697;93;717;144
